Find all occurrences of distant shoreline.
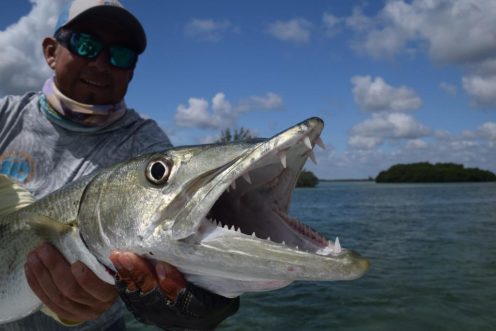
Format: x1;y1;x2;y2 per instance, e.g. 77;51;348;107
319;179;373;182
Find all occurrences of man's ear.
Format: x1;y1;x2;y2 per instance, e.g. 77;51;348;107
42;37;58;70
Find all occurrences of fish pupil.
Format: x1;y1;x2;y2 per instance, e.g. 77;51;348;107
151;162;166;180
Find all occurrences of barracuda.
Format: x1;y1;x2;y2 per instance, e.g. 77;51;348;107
0;117;368;324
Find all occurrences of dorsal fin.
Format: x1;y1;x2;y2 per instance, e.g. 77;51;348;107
0;175;34;216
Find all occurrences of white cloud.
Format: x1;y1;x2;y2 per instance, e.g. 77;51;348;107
348;135;382;149
175;92;283;130
175;96;222;129
352;75;422;112
0;0;64;95
440;82;457;96
322;12;341;37
345;0;496;107
212;92;232;115
313;126;496;179
353;26;411;59
184;19;238;42
266;18;312;44
345;6;373;32
406;139;428;149
477;122;496;146
350;0;496;63
238;92;284;112
349;113;431;149
462;74;496;106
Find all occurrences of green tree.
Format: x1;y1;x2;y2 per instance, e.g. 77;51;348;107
217;127;255;143
376;162;496;183
296;170;319;187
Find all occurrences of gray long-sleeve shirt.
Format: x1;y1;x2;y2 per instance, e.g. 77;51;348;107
0;92;172;330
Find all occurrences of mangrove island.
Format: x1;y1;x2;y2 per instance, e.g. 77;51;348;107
375;162;496;183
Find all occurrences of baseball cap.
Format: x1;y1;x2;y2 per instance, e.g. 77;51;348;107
54;0;146;54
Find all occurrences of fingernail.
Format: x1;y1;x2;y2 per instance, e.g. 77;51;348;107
156;263;166;281
110;252;122;267
119;253;134;271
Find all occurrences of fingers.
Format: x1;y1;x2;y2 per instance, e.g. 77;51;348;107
156;262;187;301
71;261;118;303
25;263;84;322
110;252;187;301
110;252;158;293
24;243;117;322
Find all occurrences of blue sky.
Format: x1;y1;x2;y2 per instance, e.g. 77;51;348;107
1;0;495;179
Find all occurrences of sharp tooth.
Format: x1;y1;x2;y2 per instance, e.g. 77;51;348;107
226;186;230;192
267;236;271;241
278;151;287;168
236;228;241;233
252;232;256;237
304;136;312;150
282;241;286;245
230;180;236;190
296;245;299;250
335;237;341;253
242;173;252;184
315;137;326;150
308;150;317;165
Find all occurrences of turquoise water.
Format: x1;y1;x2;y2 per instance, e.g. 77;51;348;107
127;182;496;331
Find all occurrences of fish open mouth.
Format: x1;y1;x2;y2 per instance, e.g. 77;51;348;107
192;118;342;256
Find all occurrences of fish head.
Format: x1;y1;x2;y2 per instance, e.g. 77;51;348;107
79;117;369;294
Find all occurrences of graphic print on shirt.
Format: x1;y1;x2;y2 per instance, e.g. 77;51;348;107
0;151;35;183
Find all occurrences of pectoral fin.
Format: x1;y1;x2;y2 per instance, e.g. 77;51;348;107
0;174;34;216
24;215;74;242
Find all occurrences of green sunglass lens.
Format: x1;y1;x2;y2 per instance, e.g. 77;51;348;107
67;32;136;69
109;47;137;69
71;33;102;58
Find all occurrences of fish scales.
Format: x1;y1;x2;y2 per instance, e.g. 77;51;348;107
0;117;368;324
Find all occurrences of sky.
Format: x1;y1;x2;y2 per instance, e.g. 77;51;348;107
0;0;495;179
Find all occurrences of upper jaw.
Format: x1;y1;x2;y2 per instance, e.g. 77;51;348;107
173;118;344;255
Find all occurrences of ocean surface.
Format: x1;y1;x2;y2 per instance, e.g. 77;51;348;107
126;181;496;331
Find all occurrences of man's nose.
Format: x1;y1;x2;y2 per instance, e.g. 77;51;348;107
91;50;111;71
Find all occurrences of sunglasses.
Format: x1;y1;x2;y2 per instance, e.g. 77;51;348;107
55;30;138;69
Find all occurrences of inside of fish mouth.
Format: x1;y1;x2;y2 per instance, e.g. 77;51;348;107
205;163;330;253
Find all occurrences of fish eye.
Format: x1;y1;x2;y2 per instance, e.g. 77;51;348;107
145;157;172;185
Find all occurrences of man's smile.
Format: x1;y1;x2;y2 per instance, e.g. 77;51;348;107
80;77;110;88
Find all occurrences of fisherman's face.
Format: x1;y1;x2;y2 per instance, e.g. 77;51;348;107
45;18;135;104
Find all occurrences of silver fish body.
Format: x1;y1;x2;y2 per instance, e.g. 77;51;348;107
0;117;368;324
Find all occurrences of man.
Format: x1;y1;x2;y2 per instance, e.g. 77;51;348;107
0;0;238;330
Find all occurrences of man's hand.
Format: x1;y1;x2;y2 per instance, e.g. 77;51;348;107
109;251;186;301
110;252;240;331
24;243;118;323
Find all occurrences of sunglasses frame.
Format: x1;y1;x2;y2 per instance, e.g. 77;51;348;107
55;29;138;70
